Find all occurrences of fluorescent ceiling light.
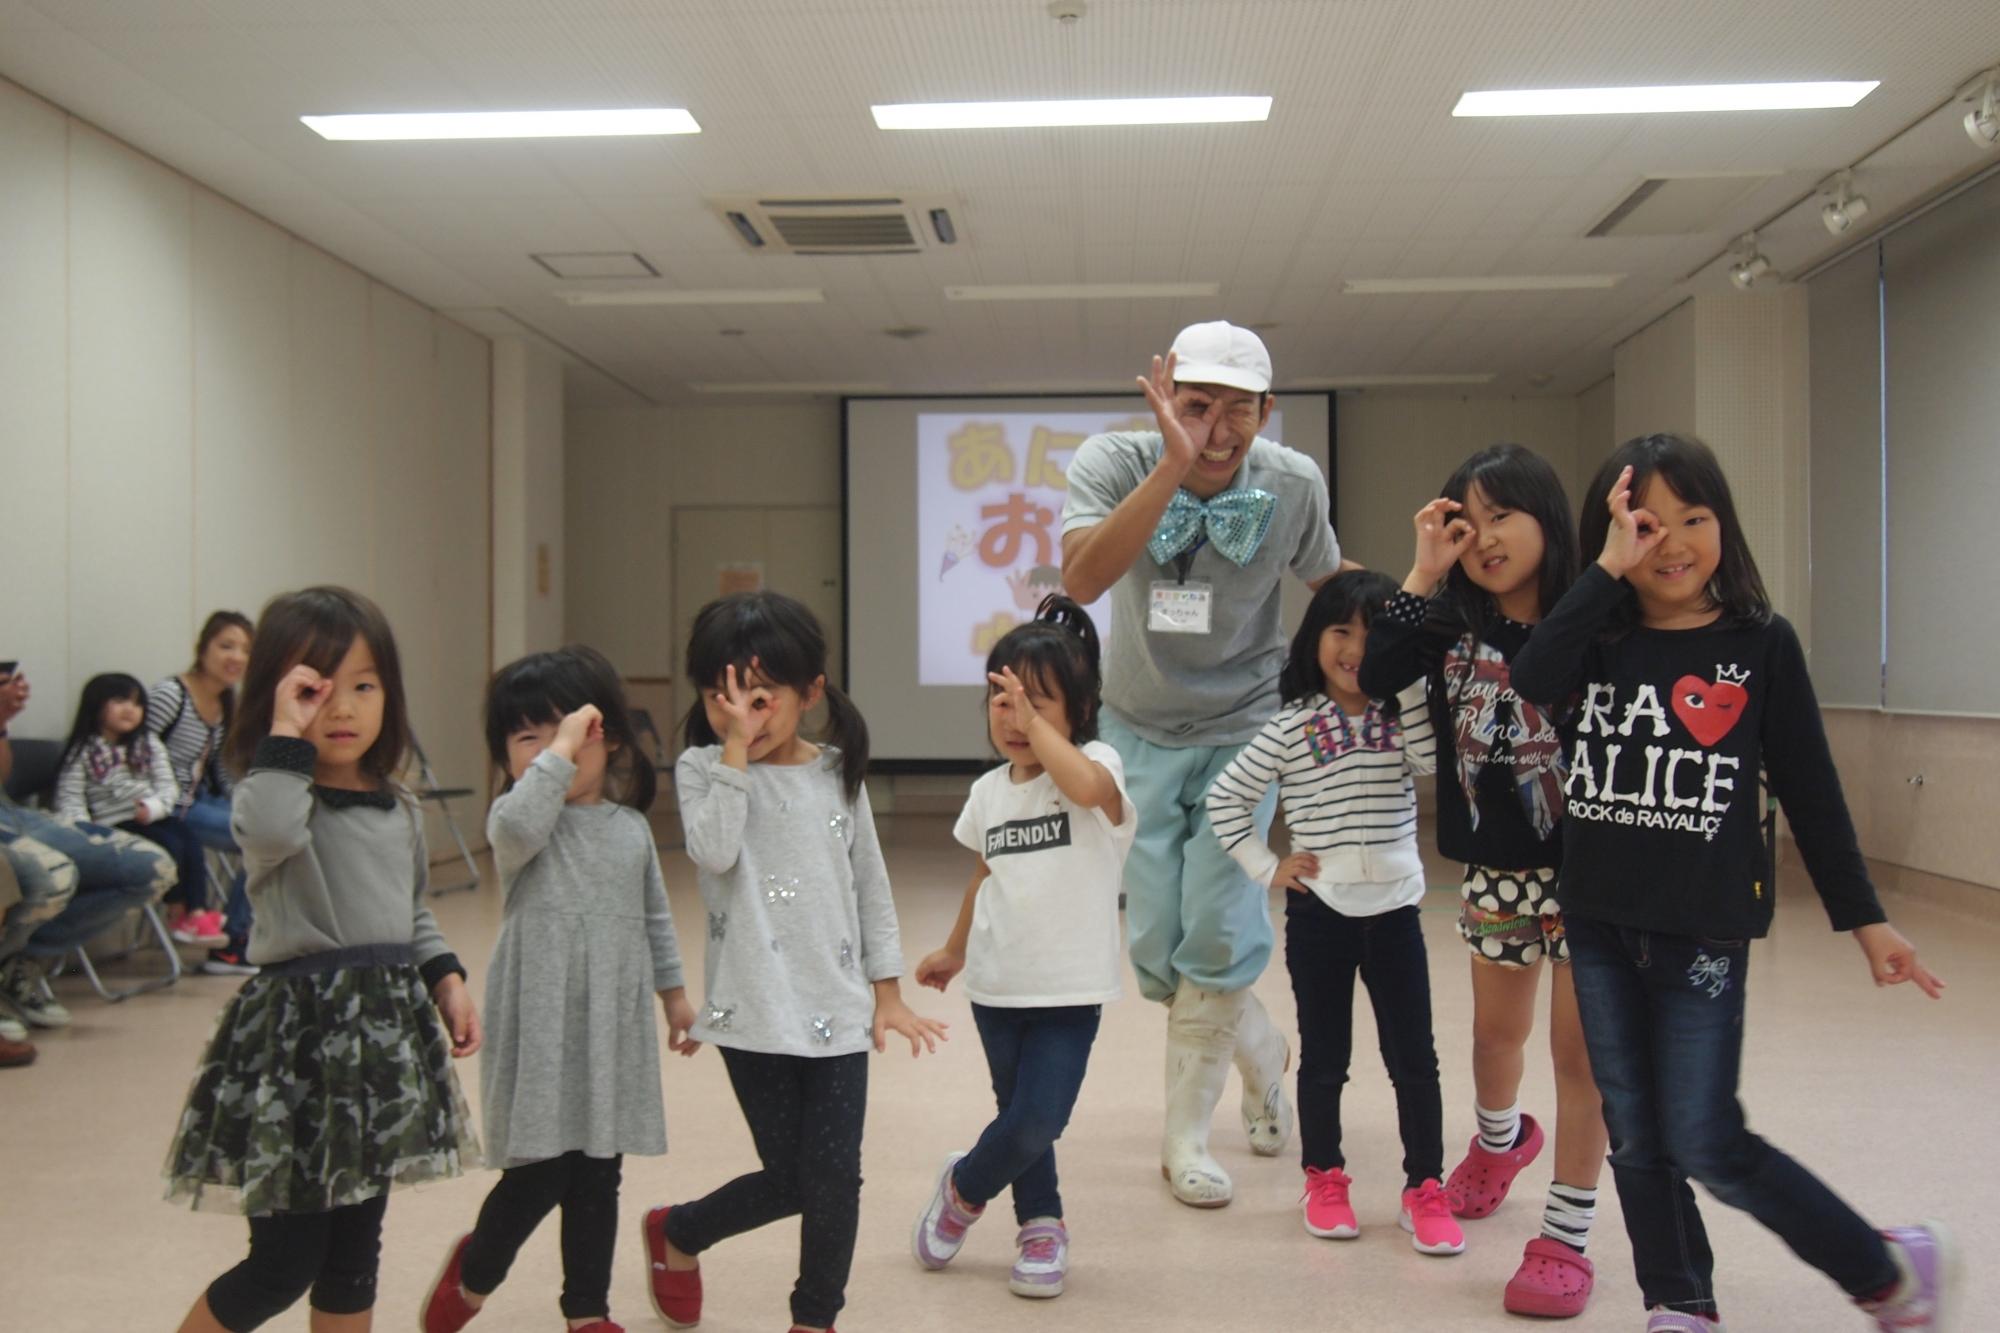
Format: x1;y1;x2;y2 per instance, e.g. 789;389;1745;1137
1453;82;1877;117
946;282;1219;301
873;96;1270;130
691;382;891;395
557;287;824;307
301;108;700;140
1343;275;1624;294
1291;374;1499;388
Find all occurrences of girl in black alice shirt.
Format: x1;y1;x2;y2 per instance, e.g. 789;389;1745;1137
1508;434;1953;1333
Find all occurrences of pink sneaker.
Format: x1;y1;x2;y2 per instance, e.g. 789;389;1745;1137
1301;1167;1358;1239
1504;1236;1595;1317
1399;1179;1465;1255
1444;1112;1545;1218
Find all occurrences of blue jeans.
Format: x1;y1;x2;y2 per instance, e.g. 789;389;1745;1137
1567;917;1897;1316
183;790;251;943
0;803;175;954
952;1003;1101;1223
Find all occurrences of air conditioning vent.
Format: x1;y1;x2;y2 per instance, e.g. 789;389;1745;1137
712;193;961;255
1586;174;1776;238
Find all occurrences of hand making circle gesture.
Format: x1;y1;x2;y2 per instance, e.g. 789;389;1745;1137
1409;498;1476;586
716;660;772;746
272;664;333;738
1137;351;1218;478
1596;464;1667;578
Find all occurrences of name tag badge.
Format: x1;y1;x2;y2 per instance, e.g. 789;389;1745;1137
1149;580;1214;634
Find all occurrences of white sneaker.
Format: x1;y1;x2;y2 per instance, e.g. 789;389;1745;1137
0;1013;27;1042
1010;1219;1068;1299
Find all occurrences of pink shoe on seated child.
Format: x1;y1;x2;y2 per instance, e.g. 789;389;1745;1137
1503;1236;1595;1317
1445;1112;1544;1218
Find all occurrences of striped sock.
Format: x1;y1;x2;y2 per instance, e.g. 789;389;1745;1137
1541;1182;1597;1252
1476;1101;1520;1155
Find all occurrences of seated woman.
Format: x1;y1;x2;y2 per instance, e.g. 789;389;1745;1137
148;610;257;975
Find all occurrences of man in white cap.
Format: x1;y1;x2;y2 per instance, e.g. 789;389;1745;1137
1060;322;1344;1207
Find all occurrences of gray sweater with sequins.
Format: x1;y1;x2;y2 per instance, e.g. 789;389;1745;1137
676;745;903;1057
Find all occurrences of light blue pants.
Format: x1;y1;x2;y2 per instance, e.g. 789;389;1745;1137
1101;711;1277;1004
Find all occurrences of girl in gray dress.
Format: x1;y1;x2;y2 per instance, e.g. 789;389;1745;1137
423;646;696;1333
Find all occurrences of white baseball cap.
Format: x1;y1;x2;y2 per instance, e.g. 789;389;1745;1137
1169;320;1272;394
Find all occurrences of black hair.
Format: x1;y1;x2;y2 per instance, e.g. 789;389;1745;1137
190;609;254;731
985;594;1103;745
229;586;410;782
1580;433;1771;633
484;644;656;812
1436;443;1580;634
63;673;152;772
1280;570;1400;705
680;590;869;802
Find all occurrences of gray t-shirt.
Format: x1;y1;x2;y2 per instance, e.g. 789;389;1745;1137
1061;431;1341;746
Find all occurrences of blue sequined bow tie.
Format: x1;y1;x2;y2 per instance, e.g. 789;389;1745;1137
1147;487;1278;567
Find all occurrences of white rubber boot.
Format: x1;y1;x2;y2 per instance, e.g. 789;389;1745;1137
1161;980;1240;1207
1233;990;1294;1157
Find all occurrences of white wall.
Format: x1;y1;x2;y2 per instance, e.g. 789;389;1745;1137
492;338;565;665
0;80;493;855
1334;393;1583;574
566;403;841;679
1576;376;1616;477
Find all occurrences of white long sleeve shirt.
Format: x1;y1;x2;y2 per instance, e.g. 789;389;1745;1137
1207;685;1436;916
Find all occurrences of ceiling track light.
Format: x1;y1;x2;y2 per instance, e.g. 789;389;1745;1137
1728;233;1774;291
1964;72;2000;148
1818;169;1871;235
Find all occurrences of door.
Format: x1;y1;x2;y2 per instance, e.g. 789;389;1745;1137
671;505;843;735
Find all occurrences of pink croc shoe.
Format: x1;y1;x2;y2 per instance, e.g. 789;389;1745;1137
1444;1112;1545;1219
1504;1236;1596;1317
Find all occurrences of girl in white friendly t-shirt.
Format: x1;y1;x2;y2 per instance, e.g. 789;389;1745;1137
910;594;1136;1301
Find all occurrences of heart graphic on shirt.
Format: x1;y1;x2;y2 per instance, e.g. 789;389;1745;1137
1671;673;1749;748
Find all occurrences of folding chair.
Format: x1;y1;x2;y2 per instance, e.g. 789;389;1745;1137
28;902;182;1002
410;734;482;895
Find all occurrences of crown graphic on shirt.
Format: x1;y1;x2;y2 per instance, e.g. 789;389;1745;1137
1715;664;1752;687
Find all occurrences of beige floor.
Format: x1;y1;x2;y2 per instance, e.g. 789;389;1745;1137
5;815;1994;1331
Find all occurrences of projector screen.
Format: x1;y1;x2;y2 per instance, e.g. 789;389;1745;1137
844;393;1333;764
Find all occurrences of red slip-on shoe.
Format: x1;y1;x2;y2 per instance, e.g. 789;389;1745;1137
643;1206;702;1328
419;1233;480;1333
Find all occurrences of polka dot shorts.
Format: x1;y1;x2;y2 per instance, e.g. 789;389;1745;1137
1458;865;1567;967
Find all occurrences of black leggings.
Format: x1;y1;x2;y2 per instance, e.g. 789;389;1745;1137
122;817;205;912
205;1194;388;1331
664;1047;867;1329
462;1151;623;1320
